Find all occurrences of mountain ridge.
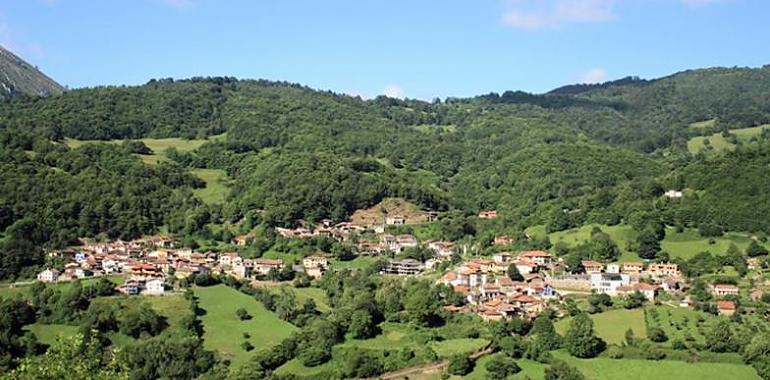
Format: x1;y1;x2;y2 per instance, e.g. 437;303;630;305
0;45;65;99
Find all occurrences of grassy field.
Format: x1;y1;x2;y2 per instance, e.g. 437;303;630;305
194;284;297;368
23;324;79;346
269;286;331;312
527;224;641;262
330;256;378;270
552;351;760;380
661;228;769;259
64;137;213;164
430;338;489;357
526;224;770;262
0;275;125;299
339;322;414;350
191;168;229;204
556;309;647;345
687;125;768;154
646;305;709;345
274;358;335;377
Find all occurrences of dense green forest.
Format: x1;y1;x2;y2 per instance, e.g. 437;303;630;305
2;66;770;279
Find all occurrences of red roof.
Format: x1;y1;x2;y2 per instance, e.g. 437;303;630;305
717;300;736;310
519;250;552;258
453;285;470;295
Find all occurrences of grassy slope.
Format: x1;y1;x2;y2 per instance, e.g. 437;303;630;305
269;286;331;312
23;324;78;346
555;309;647;345
687;125;768;154
646;305;709;345
526;224;770;261
194;284;296;368
64;137;212;164
552;351;759;380
192;168;229;204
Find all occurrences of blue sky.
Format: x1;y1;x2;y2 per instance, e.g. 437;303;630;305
1;0;769;99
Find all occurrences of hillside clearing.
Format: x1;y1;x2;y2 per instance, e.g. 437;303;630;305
687;125;768;154
194;284;297;368
192;168;229;204
555;309;647;345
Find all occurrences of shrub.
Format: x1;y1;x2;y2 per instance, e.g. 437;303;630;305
447;354;473;376
607;345;624;359
236;308;251;321
648;327;668;343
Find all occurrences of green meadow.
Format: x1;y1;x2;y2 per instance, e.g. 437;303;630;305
555;309;647;345
526;224;770;262
194;284;297;368
191;168;229;204
687;125;768;154
64;136;215;164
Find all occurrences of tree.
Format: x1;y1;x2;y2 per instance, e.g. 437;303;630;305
507;263;524;281
343;351;383;378
119;303;167;338
545;359;586;380
349;310;377;339
636;229;661;260
587;292;612;313
743;333;770;380
564;313;606;358
447;354;474;376
6;334;129;380
589;232;620;262
624;328;636;346
531;315;561;350
747;241;769;257
647;327;668;343
623;291;647;309
485;354;521;379
705;320;738;353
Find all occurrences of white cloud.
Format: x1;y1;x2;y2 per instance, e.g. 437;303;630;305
383;84;404;99
501;0;615;30
581;68;608;84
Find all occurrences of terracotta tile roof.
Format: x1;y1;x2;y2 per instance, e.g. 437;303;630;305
717;300;736;310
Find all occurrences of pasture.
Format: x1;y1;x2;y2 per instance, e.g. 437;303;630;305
194;284;297;368
687;125;768;154
191;168;229;204
64;136;213;164
555;309;647;345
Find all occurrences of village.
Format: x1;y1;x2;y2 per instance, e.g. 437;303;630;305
34;207;745;323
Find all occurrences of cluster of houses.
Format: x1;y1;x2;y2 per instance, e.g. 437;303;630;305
437;251;558;320
544;261;684;301
37;236;299;296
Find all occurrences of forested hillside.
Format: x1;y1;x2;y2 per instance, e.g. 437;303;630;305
2;65;770;279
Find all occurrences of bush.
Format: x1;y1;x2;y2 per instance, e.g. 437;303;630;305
241;341;254;352
447;354;473;376
545;359;586;380
485;354;521;379
236;308;252;321
671;339;687;350
607;345;624;359
648;327;668;343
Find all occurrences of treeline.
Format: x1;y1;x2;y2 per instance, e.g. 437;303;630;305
0;131;206;279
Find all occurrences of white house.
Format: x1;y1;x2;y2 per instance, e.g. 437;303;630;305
37;269;60;283
589;272;631;296
664;190;683;199
145;279;166;295
606;263;620;274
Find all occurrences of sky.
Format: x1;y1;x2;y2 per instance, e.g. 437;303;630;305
1;0;769;99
